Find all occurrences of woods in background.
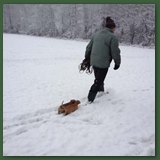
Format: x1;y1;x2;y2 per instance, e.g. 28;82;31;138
3;4;155;47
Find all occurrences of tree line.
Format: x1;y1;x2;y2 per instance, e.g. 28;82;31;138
3;4;155;46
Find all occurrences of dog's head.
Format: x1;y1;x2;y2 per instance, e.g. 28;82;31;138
76;100;81;104
70;99;76;103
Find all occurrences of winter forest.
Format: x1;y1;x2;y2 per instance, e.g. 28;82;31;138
3;4;155;47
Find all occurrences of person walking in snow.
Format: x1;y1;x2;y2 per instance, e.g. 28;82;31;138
85;17;121;103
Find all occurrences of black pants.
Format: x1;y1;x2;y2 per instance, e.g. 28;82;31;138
88;66;108;102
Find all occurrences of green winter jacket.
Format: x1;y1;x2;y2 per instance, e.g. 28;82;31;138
85;27;121;68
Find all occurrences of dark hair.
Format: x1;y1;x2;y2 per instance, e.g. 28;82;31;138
105;17;116;29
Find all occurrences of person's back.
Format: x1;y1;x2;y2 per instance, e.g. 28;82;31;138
91;27;118;68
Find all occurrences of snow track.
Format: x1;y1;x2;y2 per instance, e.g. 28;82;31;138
3;34;155;156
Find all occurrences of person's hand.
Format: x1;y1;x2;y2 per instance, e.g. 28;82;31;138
114;64;120;70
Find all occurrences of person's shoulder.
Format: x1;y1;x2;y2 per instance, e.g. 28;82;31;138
92;30;101;39
105;30;116;42
110;33;118;41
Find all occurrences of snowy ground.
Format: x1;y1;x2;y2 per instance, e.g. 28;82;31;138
3;34;155;156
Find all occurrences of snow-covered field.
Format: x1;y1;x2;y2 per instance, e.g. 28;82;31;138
3;34;155;156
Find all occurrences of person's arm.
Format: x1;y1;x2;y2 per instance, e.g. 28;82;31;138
110;36;121;70
85;38;93;60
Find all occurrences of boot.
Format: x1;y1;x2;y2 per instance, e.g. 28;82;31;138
98;84;104;92
87;90;97;103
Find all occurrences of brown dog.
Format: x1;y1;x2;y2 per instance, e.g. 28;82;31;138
64;100;81;116
58;100;80;115
58;99;76;114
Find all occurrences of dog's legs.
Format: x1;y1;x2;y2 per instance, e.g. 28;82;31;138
64;110;68;116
